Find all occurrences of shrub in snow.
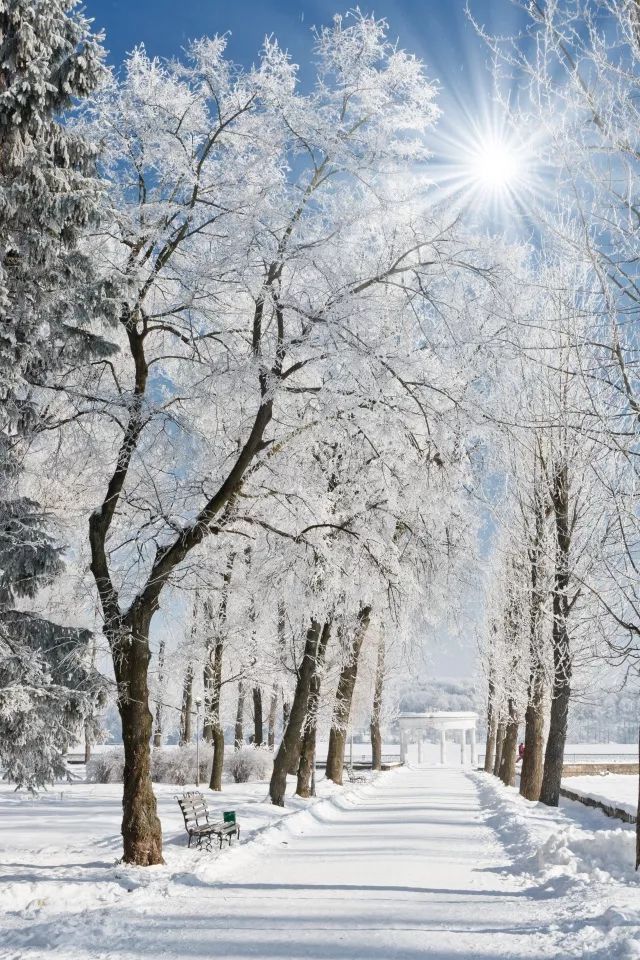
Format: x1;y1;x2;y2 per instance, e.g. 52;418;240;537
225;745;273;783
86;748;125;784
151;745;213;786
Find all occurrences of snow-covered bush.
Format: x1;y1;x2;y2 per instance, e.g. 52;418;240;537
224;745;273;783
86;748;125;784
151;745;213;786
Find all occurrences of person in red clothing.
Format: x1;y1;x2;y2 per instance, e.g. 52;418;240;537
516;742;525;763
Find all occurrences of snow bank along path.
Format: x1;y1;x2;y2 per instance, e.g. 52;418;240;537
2;764;625;960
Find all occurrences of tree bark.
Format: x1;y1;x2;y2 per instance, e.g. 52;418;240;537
484;670;497;774
370;633;385;771
540;460;572;807
296;622;332;798
234;681;245;749
206;610;226;792
179;662;194;746
252;686;263;746
326;605;372;785
267;683;278;749
498;698;518;787
270;619;326;806
520;482;548;801
114;607;163;866
493;719;505;777
520;683;546;799
204;553;234;788
84;719;92;764
152;638;166;748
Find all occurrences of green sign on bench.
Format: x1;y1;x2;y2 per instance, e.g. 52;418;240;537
223;811;236;824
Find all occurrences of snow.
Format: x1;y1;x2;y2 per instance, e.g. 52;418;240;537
562;773;638;818
2;765;640;959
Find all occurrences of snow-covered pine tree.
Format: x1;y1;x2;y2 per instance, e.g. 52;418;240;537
0;0;111;788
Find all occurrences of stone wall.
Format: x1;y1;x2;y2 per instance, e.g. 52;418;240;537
562;762;638;777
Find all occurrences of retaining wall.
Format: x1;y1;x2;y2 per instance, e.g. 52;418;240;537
560;785;637;824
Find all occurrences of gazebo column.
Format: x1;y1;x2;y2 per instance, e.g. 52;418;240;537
417;735;423;764
400;729;407;763
460;731;466;765
470;727;476;767
440;729;446;764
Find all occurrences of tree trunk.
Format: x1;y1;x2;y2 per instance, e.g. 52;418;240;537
370;633;385;771
234;680;245;748
84;719;92;764
252;686;263;746
484;672;497;774
498;698;518;787
520;482;548;801
209;725;225;792
326;605;372;785
179;662;194;745
206;616;226;792
540;460;572;807
493;719;505;777
115;608;163;866
296;622;332;798
520;677;546;800
270;619;326;806
205;553;234;781
267;683;278;749
152;637;166;748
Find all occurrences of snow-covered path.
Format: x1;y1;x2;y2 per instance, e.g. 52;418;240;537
5;764;639;960
164;765;560;960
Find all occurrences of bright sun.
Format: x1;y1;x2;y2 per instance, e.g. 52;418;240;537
468;137;521;192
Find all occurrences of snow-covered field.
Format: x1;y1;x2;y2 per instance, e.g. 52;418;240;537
562;773;638;818
1;765;640;959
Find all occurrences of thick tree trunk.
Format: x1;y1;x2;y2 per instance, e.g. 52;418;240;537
296;622;332;798
498;698;518;787
267;683;278;749
326;605;372;785
493;719;505;777
520;678;546;800
179;662;194;745
270;620;327;806
252;687;263;746
484;672;497;774
540;461;572;808
209;726;225;792
234;681;245;748
114;609;163;866
370;634;385;771
152;638;166;748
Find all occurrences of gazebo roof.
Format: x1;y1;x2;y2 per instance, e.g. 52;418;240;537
398;711;478;731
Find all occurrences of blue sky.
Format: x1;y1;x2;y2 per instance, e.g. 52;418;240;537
89;1;527;109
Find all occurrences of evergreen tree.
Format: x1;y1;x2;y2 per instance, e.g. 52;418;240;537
0;0;111;787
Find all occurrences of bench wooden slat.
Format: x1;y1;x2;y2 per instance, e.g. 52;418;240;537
176;791;240;850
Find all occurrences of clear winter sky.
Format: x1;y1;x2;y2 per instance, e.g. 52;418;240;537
88;0;528;679
90;0;529;135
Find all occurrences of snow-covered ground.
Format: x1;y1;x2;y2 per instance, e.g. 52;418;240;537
2;765;640;959
562;773;638;818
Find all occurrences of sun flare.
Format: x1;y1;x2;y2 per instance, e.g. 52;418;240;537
468;137;522;192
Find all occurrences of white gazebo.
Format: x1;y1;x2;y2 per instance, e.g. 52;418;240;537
398;711;478;766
